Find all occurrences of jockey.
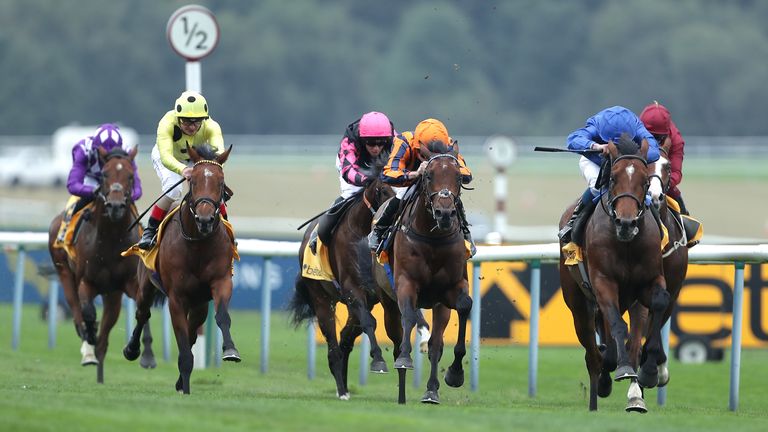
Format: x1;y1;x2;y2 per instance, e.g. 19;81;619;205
640;101;689;215
558;106;661;245
136;90;225;250
368;118;475;255
308;111;395;253
56;124;142;242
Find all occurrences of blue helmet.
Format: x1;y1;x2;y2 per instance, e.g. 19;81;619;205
596;106;635;143
92;123;123;152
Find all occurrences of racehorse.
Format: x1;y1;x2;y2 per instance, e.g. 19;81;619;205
376;140;472;405
290;156;398;400
123;144;238;394
621;138;690;411
558;135;670;412
47;146;155;383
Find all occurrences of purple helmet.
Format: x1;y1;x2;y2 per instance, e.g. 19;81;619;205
92;124;123;151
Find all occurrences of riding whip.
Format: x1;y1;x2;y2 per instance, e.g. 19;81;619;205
534;146;602;155
127;177;187;231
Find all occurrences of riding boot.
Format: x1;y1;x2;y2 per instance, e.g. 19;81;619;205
309;197;343;254
56;212;73;243
137;217;161;250
308;230;319;255
675;194;690;216
558;188;595;243
368;196;400;250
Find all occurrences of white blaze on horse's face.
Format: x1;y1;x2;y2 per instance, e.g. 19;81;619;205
116;163;123;171
625;164;635;180
204;168;213;178
655;156;668;180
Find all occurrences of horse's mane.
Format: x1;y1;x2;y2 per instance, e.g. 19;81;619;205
104;147;129;160
616;133;640;156
358;152;388;180
193;144;220;161
425;140;451;154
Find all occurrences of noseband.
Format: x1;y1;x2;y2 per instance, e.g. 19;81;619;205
605;154;649;221
97;155;133;208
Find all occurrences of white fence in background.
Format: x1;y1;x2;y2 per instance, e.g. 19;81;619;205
1;231;766;411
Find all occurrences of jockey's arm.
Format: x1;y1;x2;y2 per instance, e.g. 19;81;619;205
668;120;685;191
67;143;96;198
338;137;369;186
156;116;188;175
130;159;143;201
203;119;225;153
382;139;414;186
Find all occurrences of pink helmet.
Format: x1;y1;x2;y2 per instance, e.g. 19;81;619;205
358;112;393;138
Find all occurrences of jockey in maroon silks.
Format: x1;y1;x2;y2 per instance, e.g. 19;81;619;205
640;101;689;215
56;124;142;242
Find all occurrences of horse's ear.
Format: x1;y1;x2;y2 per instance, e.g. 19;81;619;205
187;143;200;162
217;144;233;165
607;140;619;159
639;138;649;159
128;146;138;161
450;139;459;155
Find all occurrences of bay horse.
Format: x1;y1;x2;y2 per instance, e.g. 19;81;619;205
47;146;156;383
290;156;397;400
377;141;472;405
123;144;238;394
559;135;670;412
620;138;690;411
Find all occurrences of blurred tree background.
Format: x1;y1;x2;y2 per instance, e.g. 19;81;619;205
2;0;768;136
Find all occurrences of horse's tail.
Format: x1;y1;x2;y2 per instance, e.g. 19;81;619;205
289;273;316;328
152;288;167;308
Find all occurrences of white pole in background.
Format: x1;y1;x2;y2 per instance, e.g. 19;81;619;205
484;136;516;244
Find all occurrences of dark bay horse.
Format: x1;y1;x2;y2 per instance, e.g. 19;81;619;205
559;135;670;412
123;144;238;394
377;141;472;405
290;157;395;400
47;146;155;383
620;138;690;411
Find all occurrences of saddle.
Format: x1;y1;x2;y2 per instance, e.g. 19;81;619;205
122;206;239;273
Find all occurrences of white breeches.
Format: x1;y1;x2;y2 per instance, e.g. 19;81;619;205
578;156;601;195
339;177;363;200
151;146;188;206
393;186;408;199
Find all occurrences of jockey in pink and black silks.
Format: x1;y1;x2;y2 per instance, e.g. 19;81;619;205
308;112;395;252
56;124;142;242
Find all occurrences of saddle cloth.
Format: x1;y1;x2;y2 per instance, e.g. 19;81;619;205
301;226;334;282
52;197;94;261
121;206;239;273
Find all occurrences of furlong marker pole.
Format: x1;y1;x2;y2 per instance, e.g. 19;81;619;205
48;278;59;349
11;247;26;350
729;262;745;411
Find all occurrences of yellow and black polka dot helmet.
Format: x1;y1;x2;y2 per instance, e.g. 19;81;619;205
174;91;209;119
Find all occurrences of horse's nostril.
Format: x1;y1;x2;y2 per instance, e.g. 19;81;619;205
450;210;457;218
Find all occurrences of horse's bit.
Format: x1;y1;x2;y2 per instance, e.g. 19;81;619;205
423;154;461;226
605;154;649;222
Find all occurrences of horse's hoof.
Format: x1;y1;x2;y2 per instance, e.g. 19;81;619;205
122;344;140;361
370;359;388;374
657;367;670;388
625;397;648;413
421;390;440;404
614;365;637;382
81;355;99;366
222;348;241;362
444;366;464;388
637;365;658;389
336;391;350;401
597;373;613;398
140;354;157;369
394;356;413;370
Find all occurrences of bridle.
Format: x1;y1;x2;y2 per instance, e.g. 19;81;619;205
179;159;225;241
603;154;649;223
422;154;461;223
97;152;134;210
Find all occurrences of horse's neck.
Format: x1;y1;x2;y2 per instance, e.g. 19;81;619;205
344;199;373;234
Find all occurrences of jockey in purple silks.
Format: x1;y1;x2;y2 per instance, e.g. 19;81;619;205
55;124;142;242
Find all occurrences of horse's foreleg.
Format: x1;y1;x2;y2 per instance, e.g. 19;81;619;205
95;290;122;384
140;321;157;369
394;282;418;370
627;302;648;371
422;304;449;404
378;290;403;362
347;297;387;373
594;278;635;382
169;298;194;395
445;290;472;389
638;277;670;389
77;280;99;366
124;272;153;362
211;278;240;362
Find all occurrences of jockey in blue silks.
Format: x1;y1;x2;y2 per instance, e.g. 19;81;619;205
558;106;661;245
